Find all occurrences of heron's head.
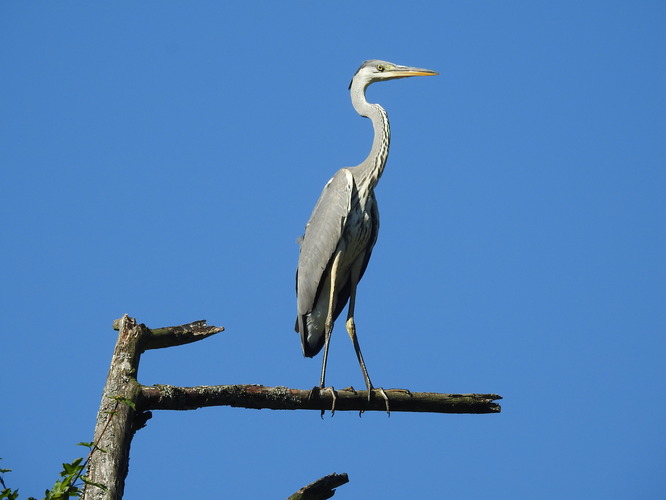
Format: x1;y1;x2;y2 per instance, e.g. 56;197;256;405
349;59;438;90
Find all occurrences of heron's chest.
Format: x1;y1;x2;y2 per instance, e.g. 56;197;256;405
342;200;375;256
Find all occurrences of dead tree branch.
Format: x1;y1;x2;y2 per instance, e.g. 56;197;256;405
111;317;224;350
287;472;349;500
83;314;502;499
139;384;501;414
83;315;225;499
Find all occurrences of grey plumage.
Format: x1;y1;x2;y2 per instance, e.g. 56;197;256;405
295;59;437;394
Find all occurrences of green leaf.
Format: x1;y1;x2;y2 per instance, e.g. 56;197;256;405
0;487;20;500
108;395;136;410
61;463;76;476
81;476;108;491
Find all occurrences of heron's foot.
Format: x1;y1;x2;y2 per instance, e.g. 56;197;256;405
327;386;338;416
377;387;390;416
341;386;357;395
357;387;390;416
388;388;412;396
366;386;390;415
317;386;337;418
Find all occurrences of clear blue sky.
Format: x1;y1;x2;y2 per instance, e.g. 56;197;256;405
1;2;665;498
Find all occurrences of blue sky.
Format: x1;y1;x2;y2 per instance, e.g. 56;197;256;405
1;2;665;498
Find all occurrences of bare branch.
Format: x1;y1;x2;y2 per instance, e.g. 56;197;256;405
139;384;501;414
85;315;501;499
287;472;349;500
112;318;224;350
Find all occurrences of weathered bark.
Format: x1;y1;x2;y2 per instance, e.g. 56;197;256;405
139;384;501;414
83;315;224;499
83;316;143;500
83;315;501;499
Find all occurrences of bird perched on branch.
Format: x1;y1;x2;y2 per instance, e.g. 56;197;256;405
295;59;438;400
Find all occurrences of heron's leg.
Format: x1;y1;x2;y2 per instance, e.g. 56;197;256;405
345;316;374;397
318;251;342;417
318;330;331;389
319;251;341;389
345;271;375;401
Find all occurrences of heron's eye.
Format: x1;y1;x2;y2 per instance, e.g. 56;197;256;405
376;64;385;72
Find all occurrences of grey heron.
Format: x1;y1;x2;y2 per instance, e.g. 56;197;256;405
295;59;438;401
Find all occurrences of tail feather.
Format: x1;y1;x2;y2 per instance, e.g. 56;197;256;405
296;314;325;358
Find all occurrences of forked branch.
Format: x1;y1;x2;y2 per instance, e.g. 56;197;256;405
83;315;502;500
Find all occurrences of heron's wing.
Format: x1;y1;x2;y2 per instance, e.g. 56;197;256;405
296;168;353;317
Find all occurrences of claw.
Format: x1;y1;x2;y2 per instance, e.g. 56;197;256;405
377;387;390;416
319;386;337;418
328;386;337;416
